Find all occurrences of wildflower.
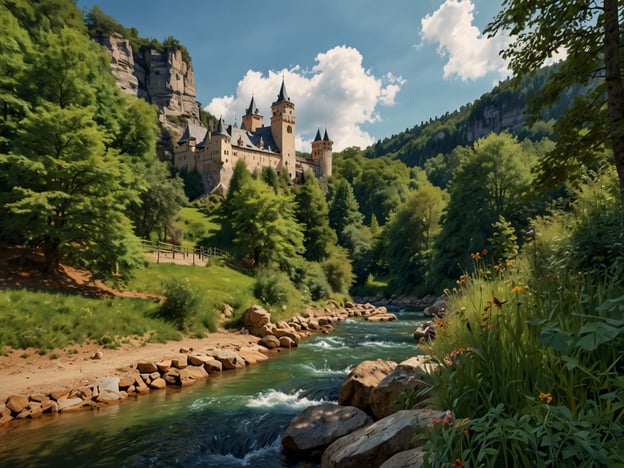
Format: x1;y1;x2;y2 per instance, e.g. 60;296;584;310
512;286;524;293
443;410;454;425
539;392;553;404
456;274;468;285
482;248;488;256
452;458;465;468
471;251;481;260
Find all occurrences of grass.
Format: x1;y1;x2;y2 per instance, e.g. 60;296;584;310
174;207;223;250
0;262;258;354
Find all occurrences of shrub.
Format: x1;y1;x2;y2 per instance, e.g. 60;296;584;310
253;268;304;320
323;247;355;294
158;278;203;330
301;262;331;301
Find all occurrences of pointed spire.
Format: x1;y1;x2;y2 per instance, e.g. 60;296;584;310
276;78;290;103
215;116;227;135
314;129;322;141
246;96;258;115
323;129;331;141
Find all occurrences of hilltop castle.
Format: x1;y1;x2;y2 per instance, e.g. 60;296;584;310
173;80;333;194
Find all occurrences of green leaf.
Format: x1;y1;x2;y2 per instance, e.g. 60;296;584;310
539;327;573;352
575;321;622;352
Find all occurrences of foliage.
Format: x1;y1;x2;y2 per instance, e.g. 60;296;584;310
430;132;536;286
252;268;304;319
485;0;624;205
295;170;337;261
299;261;332;302
322;247;356;295
421;169;624;466
157;278;207;331
383;181;448;295
230;177;305;271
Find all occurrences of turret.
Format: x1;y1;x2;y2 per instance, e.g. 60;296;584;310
242;96;264;132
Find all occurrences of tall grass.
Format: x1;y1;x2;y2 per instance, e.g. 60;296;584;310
421;168;624;466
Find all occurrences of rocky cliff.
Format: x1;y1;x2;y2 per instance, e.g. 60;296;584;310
95;32;201;128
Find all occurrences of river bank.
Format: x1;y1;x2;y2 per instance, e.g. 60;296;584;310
0;302;400;426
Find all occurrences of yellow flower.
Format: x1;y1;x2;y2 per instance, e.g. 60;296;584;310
512;286;524;293
539;392;553;404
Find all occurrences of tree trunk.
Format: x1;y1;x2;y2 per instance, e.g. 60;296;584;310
604;0;624;206
42;236;61;276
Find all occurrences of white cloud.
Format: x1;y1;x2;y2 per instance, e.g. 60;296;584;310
204;45;404;151
420;0;509;81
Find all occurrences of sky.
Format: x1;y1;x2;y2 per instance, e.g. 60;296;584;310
77;0;512;151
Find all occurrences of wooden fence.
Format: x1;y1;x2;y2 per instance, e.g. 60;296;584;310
141;240;230;266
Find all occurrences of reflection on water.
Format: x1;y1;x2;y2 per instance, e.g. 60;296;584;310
0;309;425;467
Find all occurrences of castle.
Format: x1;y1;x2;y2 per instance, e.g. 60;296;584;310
173;80;333;194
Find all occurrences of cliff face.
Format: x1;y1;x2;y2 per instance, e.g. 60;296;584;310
95;32;200;126
464;104;525;142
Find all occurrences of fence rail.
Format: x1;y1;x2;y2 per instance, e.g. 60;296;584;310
141;240;229;266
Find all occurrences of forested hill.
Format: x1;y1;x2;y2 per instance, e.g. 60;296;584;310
364;65;586;167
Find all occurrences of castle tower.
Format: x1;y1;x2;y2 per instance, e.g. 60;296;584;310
241;96;263;132
270;79;296;179
320;129;333;177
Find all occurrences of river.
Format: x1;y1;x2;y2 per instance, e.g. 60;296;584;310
0;309;425;467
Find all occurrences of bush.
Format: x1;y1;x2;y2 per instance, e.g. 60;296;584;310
158;278;203;330
301;262;332;301
323;247;355;294
253;268;304;320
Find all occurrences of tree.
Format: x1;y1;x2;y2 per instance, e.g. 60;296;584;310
294;170;337;261
485;0;624;206
383;182;449;294
328;178;364;245
0;27;143;278
230;178;304;271
430;133;535;284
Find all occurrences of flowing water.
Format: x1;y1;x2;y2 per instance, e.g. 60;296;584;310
0;309;425;467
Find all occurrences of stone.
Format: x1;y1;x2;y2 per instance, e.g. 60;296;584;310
259;334;281;350
321;409;445;468
6;394;29;414
149;378;167;390
156;360;172;373
163;369;180;385
369;357;432;420
29;393;49;403
70;386;93;400
213;349;246;369
237;346;269;365
273;328;300;344
339;360;397;414
413;322;436;341
243;304;271;329
202;358;223;373
136;361;159;373
27;402;44;418
58;398;84;412
172;355;188;369
49;389;68;401
41;400;58;414
282;403;373;455
423;297;447;317
365;314;398;322
188;354;212;366
118;375;135;389
179;365;209;387
379;448;425;468
96;377;122;402
91;351;103;360
134;375;150;394
279;336;297;349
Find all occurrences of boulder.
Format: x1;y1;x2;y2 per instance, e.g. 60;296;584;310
188;354;212;366
149;378;167;390
423;297;447;317
134;375;150;394
243;304;271;329
321;409;445;468
258;334;281;350
213;349;246;369
365;314;398;322
339;359;397;414
95;377;122;402
379;448;425;468
279;336;297;349
413;321;436;341
163;369;180;385
6;394;29;414
369;356;432;419
272;327;300;344
172;355;188;369
282;403;373;456
58;397;84;412
179;365;209;386
237;346;269;365
136;361;159;373
156;360;172;372
202;358;223;373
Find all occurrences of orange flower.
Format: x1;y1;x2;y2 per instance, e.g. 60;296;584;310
512;286;524;293
539;392;553;404
453;458;465;468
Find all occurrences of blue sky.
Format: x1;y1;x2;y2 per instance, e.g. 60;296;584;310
77;0;511;151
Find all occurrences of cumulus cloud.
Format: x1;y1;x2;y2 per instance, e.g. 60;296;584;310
420;0;509;81
204;45;404;151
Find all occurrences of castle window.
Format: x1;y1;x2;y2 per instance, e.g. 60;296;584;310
287;125;292;134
